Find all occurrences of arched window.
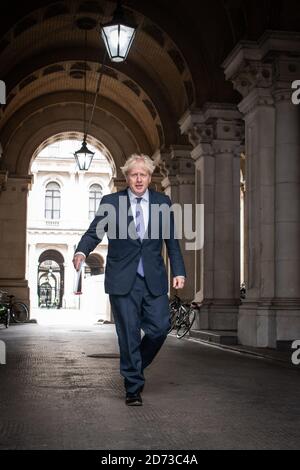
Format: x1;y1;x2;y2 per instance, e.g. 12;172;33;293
89;184;102;219
45;182;61;219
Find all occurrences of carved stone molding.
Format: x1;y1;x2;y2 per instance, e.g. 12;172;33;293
187;124;213;148
179;105;243;157
176;175;195;185
273;56;300;94
223;31;300;110
230;61;273;98
6;175;33;193
0;170;8;193
273;88;293;103
153;146;194;184
212;139;242;156
238;87;275;115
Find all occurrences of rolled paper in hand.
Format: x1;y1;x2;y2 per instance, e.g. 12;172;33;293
73;260;83;295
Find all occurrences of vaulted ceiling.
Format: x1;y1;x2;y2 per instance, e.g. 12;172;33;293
0;0;299;173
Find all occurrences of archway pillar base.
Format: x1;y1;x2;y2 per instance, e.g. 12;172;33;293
0;175;32;312
180;104;243;331
193;301;239;332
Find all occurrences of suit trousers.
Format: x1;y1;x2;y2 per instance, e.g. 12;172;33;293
109;274;171;395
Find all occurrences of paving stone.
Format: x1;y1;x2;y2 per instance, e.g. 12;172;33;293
0;323;299;450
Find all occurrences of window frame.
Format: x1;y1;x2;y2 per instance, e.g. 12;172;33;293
45;181;61;220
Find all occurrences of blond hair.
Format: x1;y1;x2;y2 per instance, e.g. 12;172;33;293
120;154;156;177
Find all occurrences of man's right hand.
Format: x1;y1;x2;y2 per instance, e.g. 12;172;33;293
72;254;85;271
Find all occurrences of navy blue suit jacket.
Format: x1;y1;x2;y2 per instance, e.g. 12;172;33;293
75;188;186;296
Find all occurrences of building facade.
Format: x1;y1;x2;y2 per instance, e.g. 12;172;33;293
0;0;299;348
26;139;113;320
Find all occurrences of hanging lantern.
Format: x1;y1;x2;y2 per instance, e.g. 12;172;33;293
101;1;136;62
74;140;95;171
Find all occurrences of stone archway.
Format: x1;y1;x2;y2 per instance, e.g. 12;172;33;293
38;250;64;309
0;0;197;309
0;126;123;308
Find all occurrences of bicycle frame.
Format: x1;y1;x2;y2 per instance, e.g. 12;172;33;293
168;296;198;338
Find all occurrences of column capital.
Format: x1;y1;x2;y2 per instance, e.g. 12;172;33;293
238;87;275;115
0;170;8;193
191;143;214;163
153;146;194;183
180;104;243;159
223;31;300;105
179;103;242;148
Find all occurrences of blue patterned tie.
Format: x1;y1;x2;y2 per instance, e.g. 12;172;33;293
135;197;145;277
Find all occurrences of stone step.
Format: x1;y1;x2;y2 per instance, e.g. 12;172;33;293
189;329;238;345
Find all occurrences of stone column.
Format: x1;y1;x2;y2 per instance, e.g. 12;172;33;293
154;146;195;301
0;175;32;308
28;243;39;309
0;170;8;192
223;31;300;347
180;104;243;330
273;61;300;344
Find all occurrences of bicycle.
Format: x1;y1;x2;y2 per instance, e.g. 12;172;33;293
0;303;10;328
0;290;29;323
168;295;198;339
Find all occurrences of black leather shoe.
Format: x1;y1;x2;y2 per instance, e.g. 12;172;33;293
125;393;143;406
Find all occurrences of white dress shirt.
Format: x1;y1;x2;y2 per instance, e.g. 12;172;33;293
127;187;149;235
128;188;184;279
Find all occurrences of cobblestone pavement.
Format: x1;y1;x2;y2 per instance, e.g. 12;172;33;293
0;323;299;450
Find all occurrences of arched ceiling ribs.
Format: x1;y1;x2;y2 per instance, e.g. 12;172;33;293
34;131;117;178
1;91;153;173
0;47;180;147
3;111;141;177
0;0;195;143
1;67;161;150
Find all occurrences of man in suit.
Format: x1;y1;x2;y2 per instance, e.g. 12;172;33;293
73;154;186;406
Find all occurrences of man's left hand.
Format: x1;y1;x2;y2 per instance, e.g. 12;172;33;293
173;277;185;290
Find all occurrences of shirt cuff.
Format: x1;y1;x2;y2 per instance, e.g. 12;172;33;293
74;252;86;259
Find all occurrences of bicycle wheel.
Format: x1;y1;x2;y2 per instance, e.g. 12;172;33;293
176;306;196;339
168;297;181;333
168;307;178;333
10;302;29;323
5;309;10;328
